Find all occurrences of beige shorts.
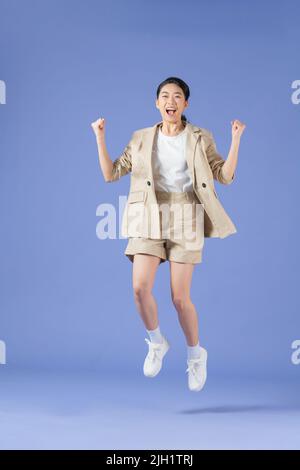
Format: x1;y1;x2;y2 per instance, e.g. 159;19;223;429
124;190;204;264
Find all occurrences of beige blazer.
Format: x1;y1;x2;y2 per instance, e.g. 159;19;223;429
107;120;237;239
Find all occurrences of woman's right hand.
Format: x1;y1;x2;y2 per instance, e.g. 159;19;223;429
91;117;105;139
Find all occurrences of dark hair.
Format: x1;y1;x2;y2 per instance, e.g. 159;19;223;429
156;76;190;123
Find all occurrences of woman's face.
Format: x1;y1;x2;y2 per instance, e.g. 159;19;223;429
156;83;188;123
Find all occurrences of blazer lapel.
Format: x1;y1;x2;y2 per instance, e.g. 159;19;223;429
184;122;203;187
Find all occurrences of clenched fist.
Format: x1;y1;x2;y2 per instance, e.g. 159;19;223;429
231;119;246;140
91;117;106;138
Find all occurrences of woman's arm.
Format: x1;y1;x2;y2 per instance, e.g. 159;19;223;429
221;119;246;183
91;117;133;182
206;119;246;185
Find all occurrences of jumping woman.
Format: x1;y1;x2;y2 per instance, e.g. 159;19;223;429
91;77;246;392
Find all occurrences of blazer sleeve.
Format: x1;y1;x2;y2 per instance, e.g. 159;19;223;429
107;132;135;182
206;131;235;185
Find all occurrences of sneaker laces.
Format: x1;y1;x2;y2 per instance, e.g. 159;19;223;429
186;357;205;376
145;338;163;362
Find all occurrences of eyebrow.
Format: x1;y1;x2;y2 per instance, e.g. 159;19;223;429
161;92;183;95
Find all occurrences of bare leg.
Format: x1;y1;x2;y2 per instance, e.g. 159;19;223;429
169;261;199;346
132;254;161;330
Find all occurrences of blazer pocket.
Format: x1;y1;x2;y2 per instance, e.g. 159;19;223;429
128;191;147;203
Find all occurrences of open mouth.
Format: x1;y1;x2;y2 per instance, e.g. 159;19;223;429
166;109;176;116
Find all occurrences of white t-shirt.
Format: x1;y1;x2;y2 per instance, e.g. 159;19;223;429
152;125;193;192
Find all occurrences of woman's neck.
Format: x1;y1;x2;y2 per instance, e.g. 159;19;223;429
160;120;186;136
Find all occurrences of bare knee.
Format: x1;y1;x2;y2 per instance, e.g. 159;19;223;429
133;282;152;301
172;295;191;312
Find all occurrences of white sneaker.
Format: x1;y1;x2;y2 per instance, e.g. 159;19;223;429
143;337;170;377
186;347;208;392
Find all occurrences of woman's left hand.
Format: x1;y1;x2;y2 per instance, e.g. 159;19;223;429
231;119;246;140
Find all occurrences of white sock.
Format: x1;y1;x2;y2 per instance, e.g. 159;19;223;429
187;341;202;360
146;325;164;344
